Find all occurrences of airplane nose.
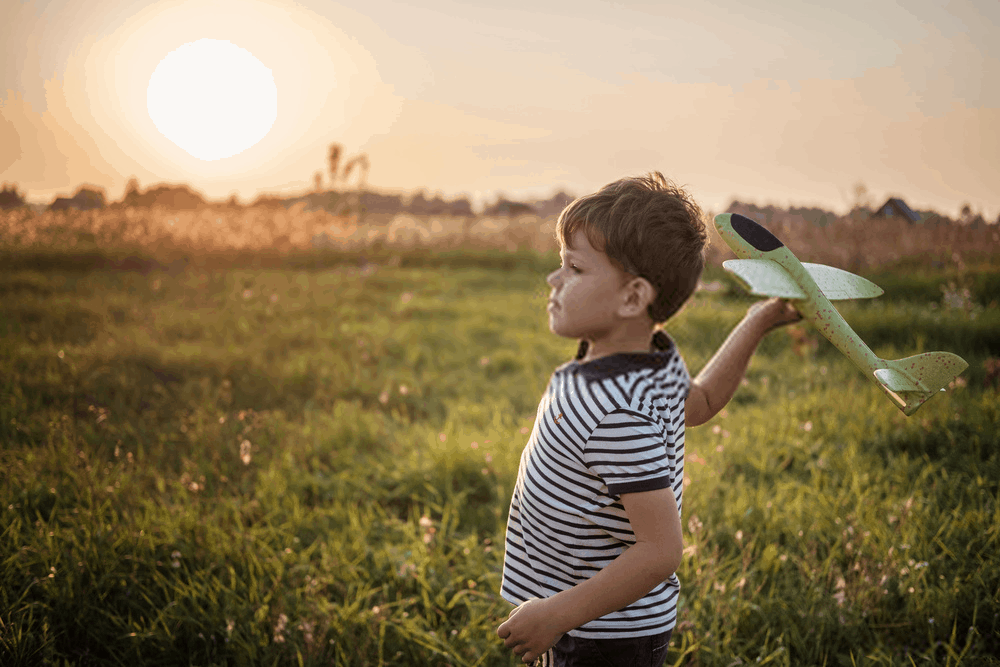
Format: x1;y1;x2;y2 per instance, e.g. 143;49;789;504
729;213;785;252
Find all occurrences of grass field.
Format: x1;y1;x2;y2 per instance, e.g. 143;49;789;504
1;209;999;665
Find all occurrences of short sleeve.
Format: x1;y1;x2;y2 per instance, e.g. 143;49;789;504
583;408;674;496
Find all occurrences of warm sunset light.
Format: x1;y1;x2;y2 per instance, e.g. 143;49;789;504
147;38;278;161
2;0;997;218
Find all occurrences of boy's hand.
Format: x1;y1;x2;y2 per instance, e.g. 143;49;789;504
497;597;564;664
748;297;802;333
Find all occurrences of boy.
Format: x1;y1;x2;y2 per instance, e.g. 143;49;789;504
497;173;799;665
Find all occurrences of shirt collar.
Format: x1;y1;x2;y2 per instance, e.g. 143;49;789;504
562;330;675;381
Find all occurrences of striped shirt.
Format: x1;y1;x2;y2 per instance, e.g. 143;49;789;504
500;330;689;638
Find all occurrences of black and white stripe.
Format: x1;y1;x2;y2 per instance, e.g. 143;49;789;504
501;331;689;639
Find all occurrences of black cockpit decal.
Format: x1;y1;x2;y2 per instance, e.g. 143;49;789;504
730;214;784;252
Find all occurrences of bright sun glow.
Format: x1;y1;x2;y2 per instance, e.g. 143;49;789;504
147;38;278;161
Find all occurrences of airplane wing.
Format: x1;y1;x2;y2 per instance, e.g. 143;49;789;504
801;263;884;300
723;260;884;301
722;259;806;299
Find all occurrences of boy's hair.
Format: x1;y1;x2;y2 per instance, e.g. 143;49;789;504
556;172;709;323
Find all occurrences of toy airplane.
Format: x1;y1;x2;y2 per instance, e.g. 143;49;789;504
715;212;968;416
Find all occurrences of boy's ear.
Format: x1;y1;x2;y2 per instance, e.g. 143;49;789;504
618;276;657;318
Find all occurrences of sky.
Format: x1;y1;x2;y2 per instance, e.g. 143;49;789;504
2;0;998;219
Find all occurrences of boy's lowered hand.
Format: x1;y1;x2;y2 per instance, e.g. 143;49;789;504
497;597;564;664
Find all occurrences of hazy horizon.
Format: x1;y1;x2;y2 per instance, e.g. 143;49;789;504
3;0;998;220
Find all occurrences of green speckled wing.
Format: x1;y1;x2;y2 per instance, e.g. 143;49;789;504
722;259;806;299
801;263;884;300
723;259;884;301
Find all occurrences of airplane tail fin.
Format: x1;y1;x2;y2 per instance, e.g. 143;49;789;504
873;352;969;416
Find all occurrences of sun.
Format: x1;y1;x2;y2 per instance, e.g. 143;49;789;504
147;38;278;161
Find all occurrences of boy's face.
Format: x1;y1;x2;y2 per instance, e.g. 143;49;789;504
546;228;634;341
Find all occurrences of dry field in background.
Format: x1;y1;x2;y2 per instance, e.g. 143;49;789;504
2;204;998;272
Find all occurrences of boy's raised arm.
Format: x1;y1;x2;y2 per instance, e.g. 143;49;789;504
686;298;800;427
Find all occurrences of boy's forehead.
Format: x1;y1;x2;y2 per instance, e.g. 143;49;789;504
564;228;601;254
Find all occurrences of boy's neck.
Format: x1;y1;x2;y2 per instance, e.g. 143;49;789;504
578;320;658;364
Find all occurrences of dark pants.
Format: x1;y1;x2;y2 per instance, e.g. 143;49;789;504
538;630;672;667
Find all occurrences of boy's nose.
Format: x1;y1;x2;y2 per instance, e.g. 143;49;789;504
546;270;560;287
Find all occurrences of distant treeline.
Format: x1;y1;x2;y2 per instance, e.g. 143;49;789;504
2;180;996;228
0;180;576;219
729;198;995;229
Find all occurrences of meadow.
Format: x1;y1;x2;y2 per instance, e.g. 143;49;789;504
1;206;999;666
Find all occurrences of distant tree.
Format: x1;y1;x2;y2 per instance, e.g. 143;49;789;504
534;190;575;217
120;177;143;207
0;182;26;209
850;181;872;216
959;203;973;224
406;190;450;216
485;197;535;216
313;171;323;193
789;205;835;227
359;191;403;214
144;185;204;209
250;194;287;209
408;190;429;214
117;183;205;209
447;196;473;216
49;186;106;212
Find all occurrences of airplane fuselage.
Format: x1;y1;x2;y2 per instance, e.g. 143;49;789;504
715;214;901;404
714;212;967;415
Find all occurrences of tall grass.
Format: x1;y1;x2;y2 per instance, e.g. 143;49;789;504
1;209;999;665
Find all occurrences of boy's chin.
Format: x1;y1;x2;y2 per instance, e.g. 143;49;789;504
548;321;580;339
